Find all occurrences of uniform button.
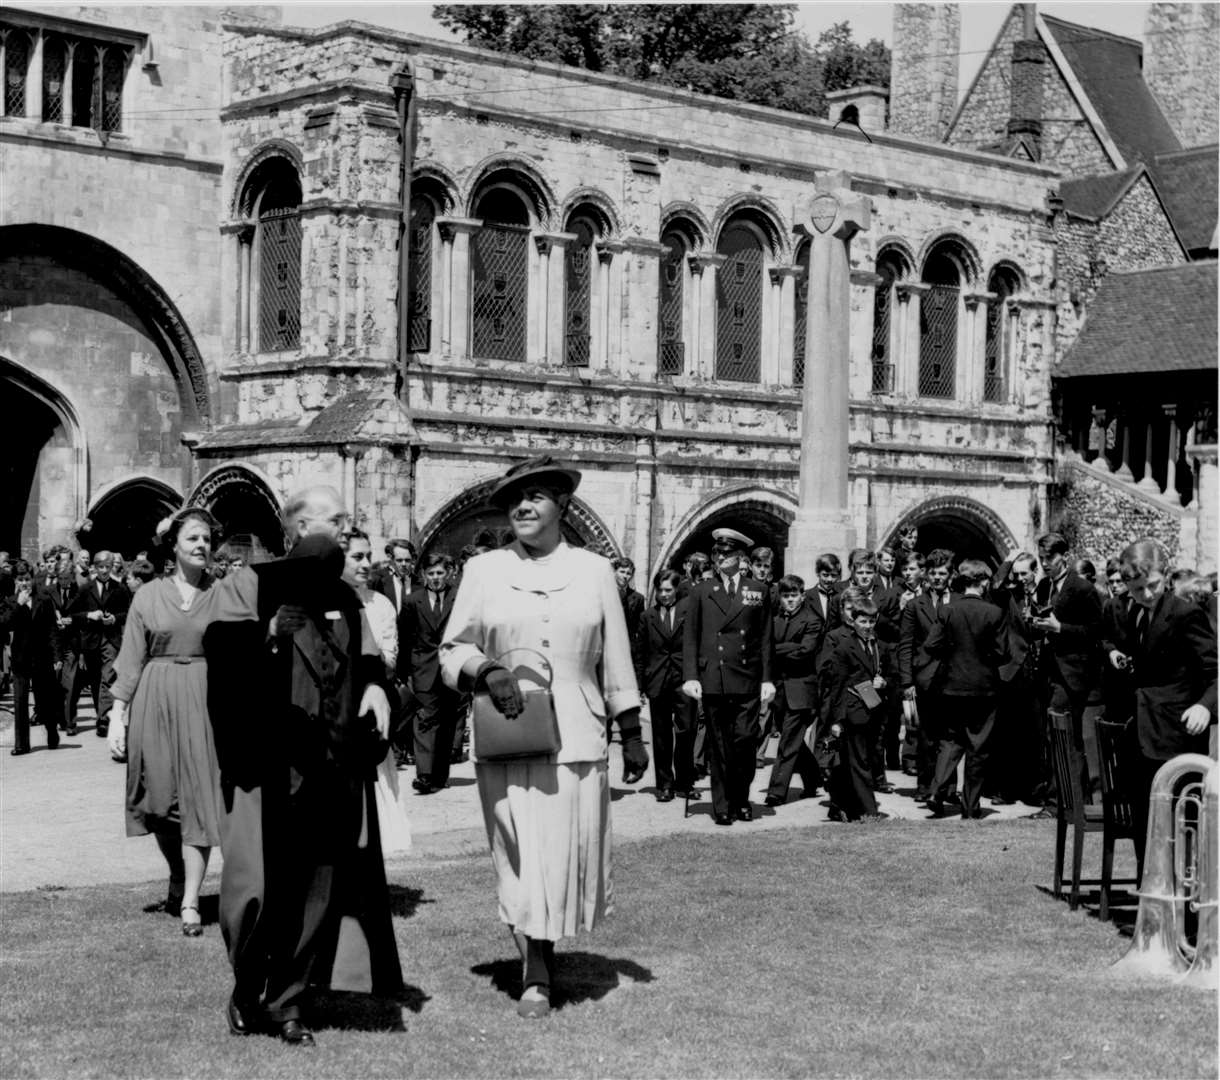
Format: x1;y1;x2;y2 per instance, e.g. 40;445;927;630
739;630;745;636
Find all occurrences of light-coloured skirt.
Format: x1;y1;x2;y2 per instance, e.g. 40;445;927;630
476;759;611;941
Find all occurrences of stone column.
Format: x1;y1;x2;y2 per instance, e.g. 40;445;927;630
238;225;254;353
533;235;553;363
531;232;575;366
1163;404;1179;499
1137;415;1161;494
689;253;726;380
437;218;480;361
1114;412;1135;481
788;172;869;582
62;40;76;126
597;240;626;375
770;267;799;385
1186;442;1218;574
895;283;925;397
624;238;668;379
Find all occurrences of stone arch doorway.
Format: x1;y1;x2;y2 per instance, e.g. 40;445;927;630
0;357;85;558
416;479;621;560
880;496;1018;569
187;463;287;558
659;486;797;583
82;476;183;559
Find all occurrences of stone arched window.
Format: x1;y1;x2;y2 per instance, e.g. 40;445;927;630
871;249;907;394
238;157;302;354
471;186;530;362
407;191;437;354
658;225;692;376
793;238;811;387
984;266;1020;403
564;209;601;367
919;248;960;398
715;219;766;383
3;27;31;115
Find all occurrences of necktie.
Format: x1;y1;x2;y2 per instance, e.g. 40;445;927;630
1135;607;1148;648
726;578;736;599
665;608;672;633
97;582;103;600
432;592;439;614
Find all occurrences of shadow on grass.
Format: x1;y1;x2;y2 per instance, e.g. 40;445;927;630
1033;882;1141;936
471;952;655;1009
388;884;430;919
308;985;430;1032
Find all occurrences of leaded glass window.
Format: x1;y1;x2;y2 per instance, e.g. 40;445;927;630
407;194;435;353
658;230;687;376
715;223;763;383
472;188;529;362
919;252;958;399
564;214;597;367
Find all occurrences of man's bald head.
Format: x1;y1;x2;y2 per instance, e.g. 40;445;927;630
283;485;348;542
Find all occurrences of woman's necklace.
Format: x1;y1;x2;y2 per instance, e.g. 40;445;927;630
172;574;200;612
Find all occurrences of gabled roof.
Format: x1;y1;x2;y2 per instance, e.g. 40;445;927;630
1058;262;1217;378
1151;145;1220;254
1041;14;1181;166
1059;167;1144;220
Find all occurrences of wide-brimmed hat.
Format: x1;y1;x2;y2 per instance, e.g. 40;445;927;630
489;455;582;510
157;505;222;544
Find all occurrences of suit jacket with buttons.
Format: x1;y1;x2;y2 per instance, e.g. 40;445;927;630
400;586;455;693
683;575;774;696
66;577;129;650
1034;570;1102;696
897;590;954;690
823;631;893;727
637;600;687;699
771;600;820;710
920;594;1010;697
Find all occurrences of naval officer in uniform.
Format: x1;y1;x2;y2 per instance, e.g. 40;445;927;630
682;528;775;825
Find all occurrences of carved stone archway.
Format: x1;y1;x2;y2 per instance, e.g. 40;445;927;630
187;462;287;557
880;495;1019;568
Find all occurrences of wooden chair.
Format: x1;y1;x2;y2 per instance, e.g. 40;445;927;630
1093;718;1144;920
1049;709;1105;911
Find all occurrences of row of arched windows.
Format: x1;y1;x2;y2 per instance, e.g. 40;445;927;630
236;155;1026;404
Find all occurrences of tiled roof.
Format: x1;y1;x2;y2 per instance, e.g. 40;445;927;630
1058;261;1218;377
193;420;300;450
1151;145;1220;254
1042;15;1181;166
1059;167;1143;220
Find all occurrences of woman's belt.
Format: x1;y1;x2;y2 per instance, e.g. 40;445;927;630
146;656;207;664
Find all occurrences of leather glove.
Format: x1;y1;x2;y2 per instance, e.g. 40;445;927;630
477;662;524;718
617;708;649;784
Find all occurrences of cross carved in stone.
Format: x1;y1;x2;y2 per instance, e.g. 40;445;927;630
802;170;870;242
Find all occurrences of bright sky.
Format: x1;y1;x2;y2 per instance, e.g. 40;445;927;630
276;1;1153;98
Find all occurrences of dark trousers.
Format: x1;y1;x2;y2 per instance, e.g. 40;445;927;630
12;671;60;752
413;686;461;787
914;691;946;798
702;694;759;817
766;690;819;800
78;641;118;729
390;681;415;760
648;689;696;793
830;720;878;820
59;650;84;730
931;695;997;818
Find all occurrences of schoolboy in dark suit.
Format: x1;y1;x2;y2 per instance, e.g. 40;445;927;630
65;551;130;737
682;528;775;825
804;552;843;648
822;594;892;821
0;560;64;754
402;552;458;793
1111;539;1217;860
922;560;1011;819
638;570;695;801
764;575;821;806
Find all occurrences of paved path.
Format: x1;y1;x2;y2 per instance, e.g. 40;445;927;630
0;694;1037;894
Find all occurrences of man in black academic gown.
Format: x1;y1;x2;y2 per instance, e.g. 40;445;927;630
205;485;400;1046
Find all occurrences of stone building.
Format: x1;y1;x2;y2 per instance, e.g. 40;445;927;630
2;4;1135;585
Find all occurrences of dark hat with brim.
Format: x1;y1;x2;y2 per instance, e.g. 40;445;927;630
254;534;345;608
711;527;754;551
489;455;582;510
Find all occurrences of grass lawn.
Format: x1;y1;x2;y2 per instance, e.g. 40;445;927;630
1;819;1214;1079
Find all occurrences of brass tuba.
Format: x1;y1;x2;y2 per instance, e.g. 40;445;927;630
1112;753;1218;987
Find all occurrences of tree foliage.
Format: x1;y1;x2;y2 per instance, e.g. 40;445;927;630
432;4;889;118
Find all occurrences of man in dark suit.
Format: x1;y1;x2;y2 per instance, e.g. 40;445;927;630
1099;557;1136;726
65;550;129;737
373;537;416;767
764;575;821;807
40;566;80;734
990;552;1040;804
885;551;925;774
638;570;695;802
804;552;843;647
403;551;459;794
612;556;646;675
682;527;775;825
1110;539;1217;860
921;560;1011;819
0;560;64;754
1029;532;1103;817
898;548;957;802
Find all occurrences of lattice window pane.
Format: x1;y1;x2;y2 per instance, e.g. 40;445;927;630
658;232;685;376
4;29;30;117
793;243;810;386
407;194;434;353
983;300;1004;402
919;283;957;398
715;225;762;383
871;263;895;394
471;223;528;361
564;217;595;367
101;45;124;131
42;37;66;123
70;44;95;127
258;207;301;351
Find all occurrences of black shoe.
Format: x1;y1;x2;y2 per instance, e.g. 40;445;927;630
827;806;848;823
675;789;698;801
412;778;437;794
227;993;262;1036
96;725;108;738
10;747;28;756
713;813;734;826
65;724;78;737
914;788;932;802
735;805;753;822
1025;806;1057;820
764;795;784;807
927;798;949;817
270;1018;315;1046
874;781;896;794
655;789;674;803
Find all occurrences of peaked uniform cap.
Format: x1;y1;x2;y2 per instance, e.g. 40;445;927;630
711;527;754;550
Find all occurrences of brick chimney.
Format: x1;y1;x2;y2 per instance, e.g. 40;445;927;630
889;3;960;142
1144;3;1219;148
1007;5;1046;159
825;85;889;134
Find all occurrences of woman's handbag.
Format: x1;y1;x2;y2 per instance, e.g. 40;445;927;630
471;648;561;760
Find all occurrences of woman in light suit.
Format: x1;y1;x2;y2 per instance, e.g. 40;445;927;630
440;457;648;1019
